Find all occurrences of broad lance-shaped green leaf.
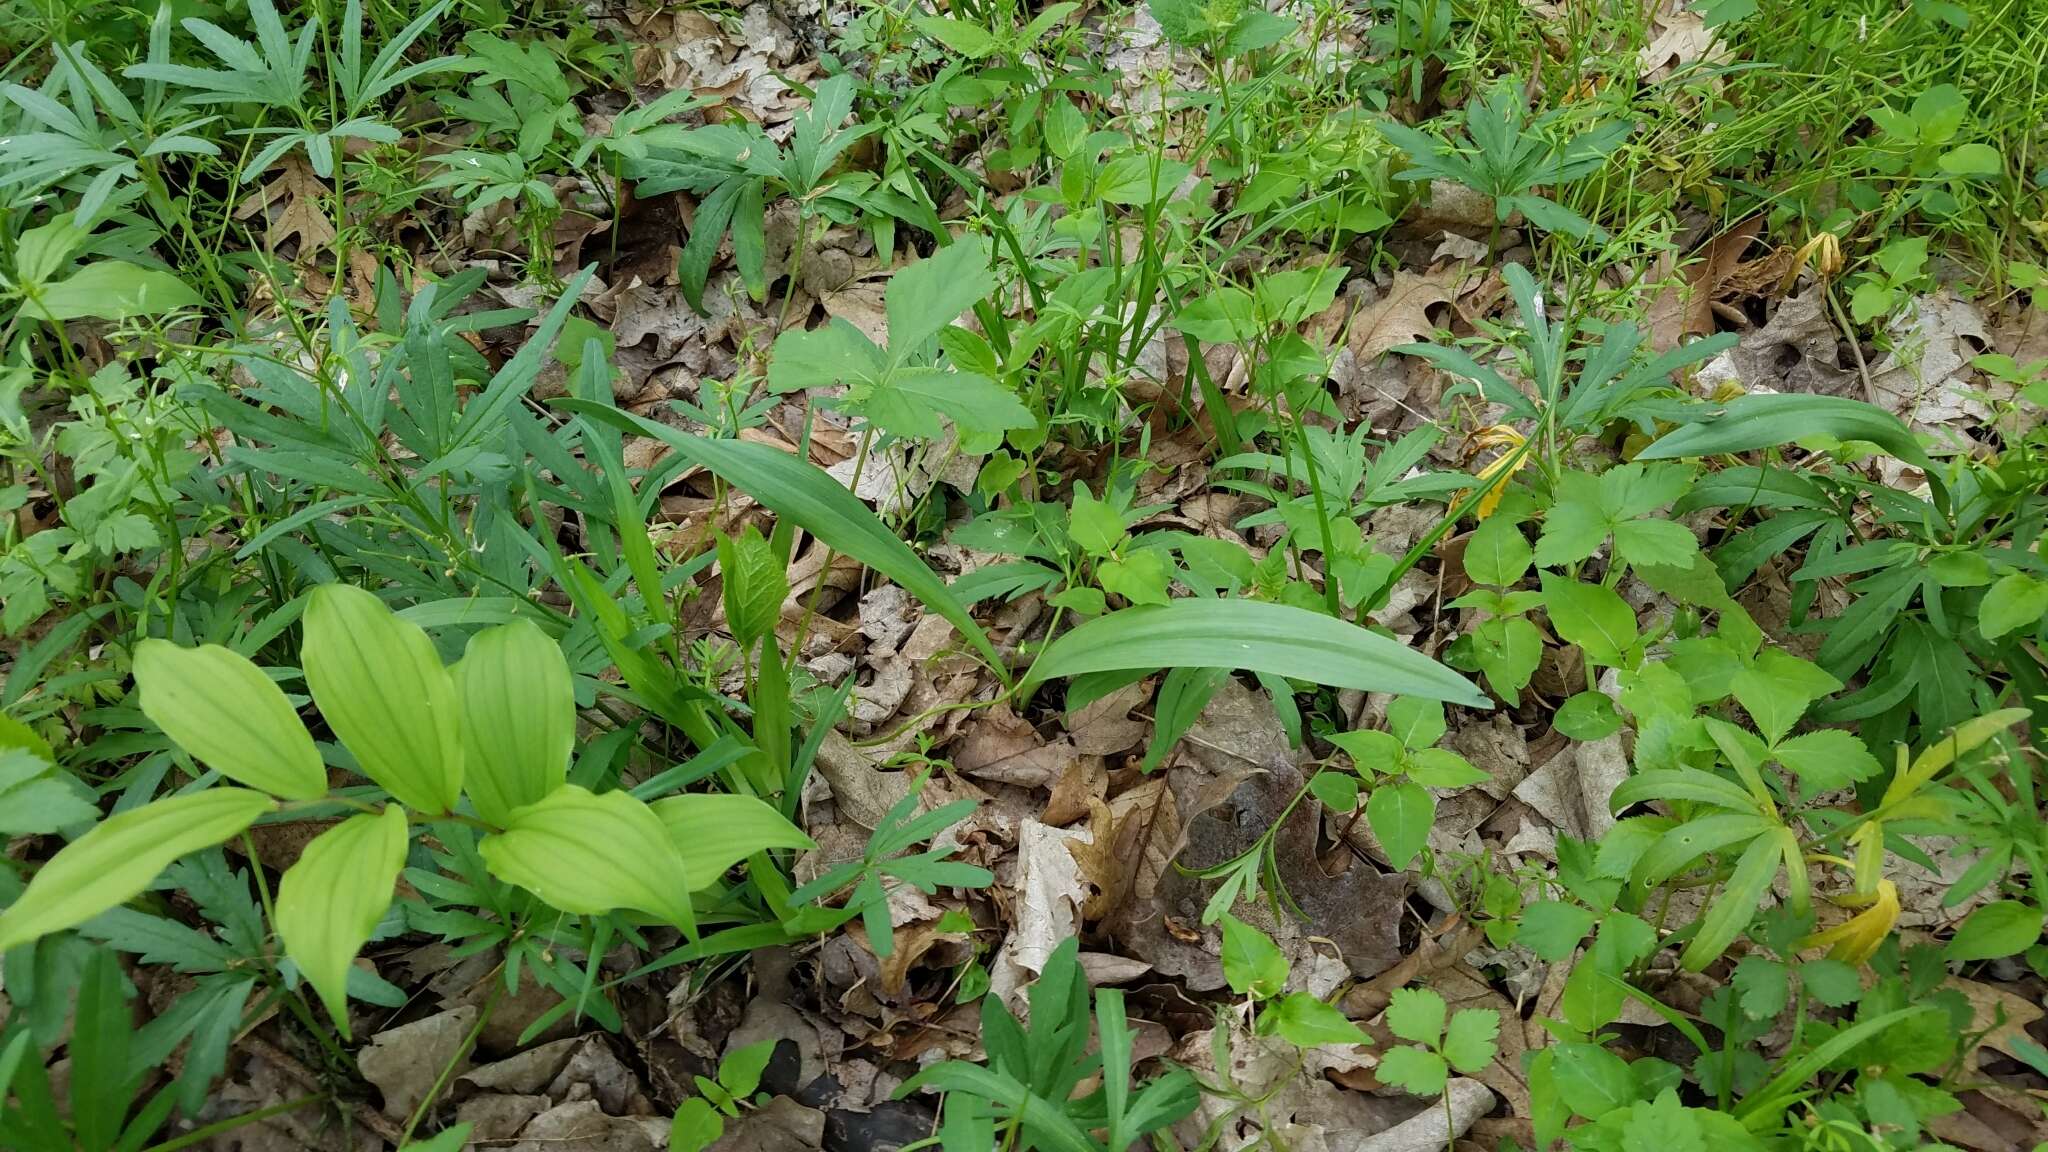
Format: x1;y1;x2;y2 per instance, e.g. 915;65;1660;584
134;639;327;800
479;785;697;934
1637;393;1931;472
276;806;407;1037
1021;599;1487;707
1682;826;1793;970
25;261;202;322
0;788;274;953
552;402;1002;672
453;619;572;827
649;793;815;889
303;584;462;814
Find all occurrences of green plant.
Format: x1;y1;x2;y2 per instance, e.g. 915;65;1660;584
1313;696;1492;870
1646;386;2047;746
1846;235;1931;324
1218;914;1369;1048
1378;77;1631;246
669;1039;776;1152
1444;515;1545;705
123;0;463;183
1397;264;1736;504
768;237;1031;447
784;775;994;956
1377;986;1500;1114
0;946;304;1152
1022;598;1489;707
0;585;811;1039
901;937;1201;1152
626;73;886;311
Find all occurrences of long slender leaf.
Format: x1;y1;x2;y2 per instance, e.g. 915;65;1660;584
1637;393;1931;471
1021;599;1486;706
555;401;1001;671
1734;1006;1933;1128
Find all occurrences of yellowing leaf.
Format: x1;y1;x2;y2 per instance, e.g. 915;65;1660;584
303;584;462;815
276;806;408;1037
453;620;572;827
1802;879;1900;965
1471;426;1530;520
648;792;815;891
479;785;696;934
1883;709;2030;806
134;639;327;800
0;788;274;953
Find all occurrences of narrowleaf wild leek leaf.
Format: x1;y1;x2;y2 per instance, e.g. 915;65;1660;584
303;584;463;815
275;805;408;1037
133;639;327;800
1636;393;1932;472
0;788;274;953
453;618;573;827
1021;599;1486;706
553;401;1003;673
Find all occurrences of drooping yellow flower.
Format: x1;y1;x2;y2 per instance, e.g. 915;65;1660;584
1779;231;1843;294
1802;879;1899;965
1471;425;1529;521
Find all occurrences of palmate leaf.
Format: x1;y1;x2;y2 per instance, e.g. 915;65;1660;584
898;1062;1098;1152
555;403;1002;671
1021;599;1486;706
1682;826;1795;970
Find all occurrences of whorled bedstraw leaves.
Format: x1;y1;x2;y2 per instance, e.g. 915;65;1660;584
0;788;275;953
276;805;408;1037
303;584;462;815
133;639;328;800
478;785;697;935
453;619;572;827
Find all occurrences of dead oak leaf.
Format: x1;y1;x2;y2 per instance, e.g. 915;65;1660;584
1349;270;1458;362
233;155;336;258
1945;976;2045;1072
1647;216;1763;352
1066;679;1150;757
1638;10;1720;82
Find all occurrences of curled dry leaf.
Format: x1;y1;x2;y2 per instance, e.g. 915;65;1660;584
357;1006;478;1120
987;819;1093;1008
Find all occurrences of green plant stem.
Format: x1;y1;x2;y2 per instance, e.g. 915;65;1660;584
139;1095;325;1152
398;982;503;1145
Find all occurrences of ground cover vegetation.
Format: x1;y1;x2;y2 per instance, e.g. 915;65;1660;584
1;0;2046;1148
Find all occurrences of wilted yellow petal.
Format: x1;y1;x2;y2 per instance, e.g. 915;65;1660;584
1802;879;1899;965
1780;231;1843;295
1471;426;1529;521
